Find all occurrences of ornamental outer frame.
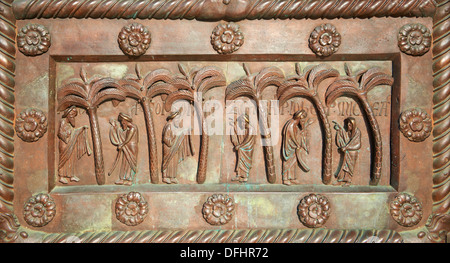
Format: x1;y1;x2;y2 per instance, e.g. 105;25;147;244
0;0;448;243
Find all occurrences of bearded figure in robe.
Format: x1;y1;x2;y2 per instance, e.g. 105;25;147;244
281;110;312;186
58;106;92;184
109;112;139;186
162;110;195;184
230;114;256;183
333;117;361;186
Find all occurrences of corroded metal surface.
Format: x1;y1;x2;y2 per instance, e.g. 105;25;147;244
1;0;448;244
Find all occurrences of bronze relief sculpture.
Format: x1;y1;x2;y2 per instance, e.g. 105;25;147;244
3;0;447;245
281;110;312;186
333;117;361;186
17;23;51;56
161;110;195;184
109;113;139;186
399;108;432;142
230;114;256;183
15;108;48;143
57;106;92;184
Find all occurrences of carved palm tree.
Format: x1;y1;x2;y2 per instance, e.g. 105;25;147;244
277;63;339;185
325;64;394;185
57;67;126;185
164;64;226;184
225;64;285;184
119;64;177;184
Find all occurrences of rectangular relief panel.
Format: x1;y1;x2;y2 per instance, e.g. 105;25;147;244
4;0;447;244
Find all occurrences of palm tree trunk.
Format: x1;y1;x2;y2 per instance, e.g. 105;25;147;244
87;107;105;185
312;96;332;185
141;99;159;184
195;102;208;184
197;118;208;184
257;100;276;184
360;96;382;185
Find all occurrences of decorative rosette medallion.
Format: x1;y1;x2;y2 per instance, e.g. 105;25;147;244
390;193;423;227
398;23;431;56
17;23;51;56
211;23;244;55
15;108;48;142
399;108;432;142
118;23;151;57
309;24;341;57
202;194;235;225
115;192;149;226
23;193;56;227
297;194;330;228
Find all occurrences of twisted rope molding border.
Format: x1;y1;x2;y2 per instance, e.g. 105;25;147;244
0;0;15;214
12;0;436;21
2;0;448;242
41;228;403;243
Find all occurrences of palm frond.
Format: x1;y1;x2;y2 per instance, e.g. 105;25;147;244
164;89;194;112
143;68;173;88
57;82;88;101
91;88;126;108
225;79;256;101
278;86;315;107
57;95;89;112
254;66;284;95
147;83;177;99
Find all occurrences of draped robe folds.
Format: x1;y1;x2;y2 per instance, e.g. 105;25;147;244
335;127;361;183
281;119;309;181
231;124;255;178
109;122;138;181
162;123;193;180
58;119;92;179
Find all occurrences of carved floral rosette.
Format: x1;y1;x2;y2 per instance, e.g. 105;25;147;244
15;108;48;142
390;193;423;227
308;24;341;57
118;23;151;57
115;192;149;226
399;108;432;142
23;194;56;227
211;23;244;55
17;23;51;56
398;23;431;56
202;194;235;225
297;194;330;228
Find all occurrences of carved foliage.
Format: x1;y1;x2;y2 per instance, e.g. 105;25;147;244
118;23;151;57
297;194;330;228
398;23;431;56
15;108;48;142
309;24;341;57
325;64;394;185
17;23;51;56
226;64;285;184
0;213;28;243
115;192;149;226
390;193;423;227
211;23;244;54
23;194;56;227
399;108;432;142
57;68;126;185
202;194;235;225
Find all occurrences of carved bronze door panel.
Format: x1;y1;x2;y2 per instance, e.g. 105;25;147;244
1;0;448;244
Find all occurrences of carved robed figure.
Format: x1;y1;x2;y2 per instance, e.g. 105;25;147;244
162;110;195;184
109;113;139;186
333;117;361;186
230;114;256;183
57;106;92;184
281;110;312;185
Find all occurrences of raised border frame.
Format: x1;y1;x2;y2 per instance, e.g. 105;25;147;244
0;0;448;243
